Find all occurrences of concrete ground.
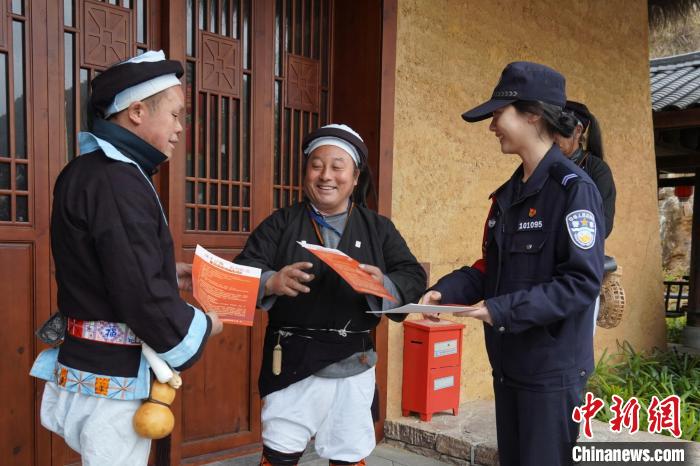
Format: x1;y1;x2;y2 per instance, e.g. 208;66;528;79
205;443;450;466
207;399;700;465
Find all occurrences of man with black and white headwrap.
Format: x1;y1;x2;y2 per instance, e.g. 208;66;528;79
235;124;426;466
30;50;222;465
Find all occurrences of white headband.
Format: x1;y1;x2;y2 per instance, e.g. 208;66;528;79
304;137;360;166
104;50;181;118
303;124;363;166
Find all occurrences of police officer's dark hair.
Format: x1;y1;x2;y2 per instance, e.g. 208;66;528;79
512;100;576;138
584;112;605;160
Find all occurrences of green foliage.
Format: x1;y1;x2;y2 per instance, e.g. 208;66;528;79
663;271;687;282
666;316;687;344
587;341;700;441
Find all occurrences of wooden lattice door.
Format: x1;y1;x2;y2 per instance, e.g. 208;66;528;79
271;0;332;207
167;0;263;461
164;0;333;462
0;1;53;465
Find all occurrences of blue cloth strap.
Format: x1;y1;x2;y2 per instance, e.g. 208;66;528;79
307;205;344;238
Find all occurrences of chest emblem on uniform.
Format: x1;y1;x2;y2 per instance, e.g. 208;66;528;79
566;210;596;250
528;208;536;218
488;218;496;228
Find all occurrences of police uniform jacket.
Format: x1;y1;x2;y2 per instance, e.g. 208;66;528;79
432;145;604;391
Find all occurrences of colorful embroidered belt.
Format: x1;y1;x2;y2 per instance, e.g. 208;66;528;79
66;318;141;346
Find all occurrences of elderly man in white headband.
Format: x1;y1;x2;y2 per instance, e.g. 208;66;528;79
30;50;222;465
234;124;427;466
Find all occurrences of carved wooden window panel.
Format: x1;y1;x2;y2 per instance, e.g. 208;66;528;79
62;0;153;163
184;0;252;233
272;0;331;209
0;1;31;224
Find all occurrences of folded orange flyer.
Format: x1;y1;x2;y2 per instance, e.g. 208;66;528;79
297;241;396;302
192;245;261;326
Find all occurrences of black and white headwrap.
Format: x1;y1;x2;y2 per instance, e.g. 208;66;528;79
301;124;375;206
302;124;368;167
564;100;592;132
90;50;184;119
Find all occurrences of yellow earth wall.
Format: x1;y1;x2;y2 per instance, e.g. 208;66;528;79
387;0;666;420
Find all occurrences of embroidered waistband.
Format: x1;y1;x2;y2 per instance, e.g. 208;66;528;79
67;318;141;346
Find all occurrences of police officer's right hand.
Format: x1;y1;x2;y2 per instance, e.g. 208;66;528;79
265;262;315;297
419;290;442;321
207;312;224;336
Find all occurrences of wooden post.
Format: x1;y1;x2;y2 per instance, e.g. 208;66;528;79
682;175;700;350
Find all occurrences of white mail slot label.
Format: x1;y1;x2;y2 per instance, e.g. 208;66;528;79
434;339;458;357
433;375;454;391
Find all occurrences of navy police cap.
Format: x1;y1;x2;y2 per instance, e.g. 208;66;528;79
462;61;567;122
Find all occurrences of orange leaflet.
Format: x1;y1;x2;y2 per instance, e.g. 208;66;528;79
192;245;261;326
297;241;396;302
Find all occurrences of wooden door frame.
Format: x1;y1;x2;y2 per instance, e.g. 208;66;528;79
374;0;398;441
330;0;398;441
161;5;185;464
2;0;67;464
11;0;56;464
376;0;397;220
163;1;270;463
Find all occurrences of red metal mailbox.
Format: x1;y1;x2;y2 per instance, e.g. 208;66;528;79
402;319;464;421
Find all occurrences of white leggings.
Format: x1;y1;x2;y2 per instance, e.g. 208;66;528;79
40;382;151;466
261;367;376;462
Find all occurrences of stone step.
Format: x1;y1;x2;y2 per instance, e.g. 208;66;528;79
385;401;498;465
385;400;700;466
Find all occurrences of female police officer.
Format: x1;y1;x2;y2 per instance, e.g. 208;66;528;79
422;62;605;466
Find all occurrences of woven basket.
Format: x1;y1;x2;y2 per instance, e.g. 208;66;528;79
597;267;625;329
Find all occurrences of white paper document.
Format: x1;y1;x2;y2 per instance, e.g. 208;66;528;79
367;303;473;314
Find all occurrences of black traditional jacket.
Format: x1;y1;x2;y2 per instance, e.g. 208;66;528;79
30;119;211;400
235;202;426;397
572;149;616;238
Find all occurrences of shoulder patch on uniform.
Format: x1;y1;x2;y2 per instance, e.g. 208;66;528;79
561;173;579;186
566;210;597;250
549;162;580;189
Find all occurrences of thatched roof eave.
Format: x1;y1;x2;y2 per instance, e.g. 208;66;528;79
650;0;700;27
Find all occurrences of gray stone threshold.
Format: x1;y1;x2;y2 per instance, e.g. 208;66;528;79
384;400;700;466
